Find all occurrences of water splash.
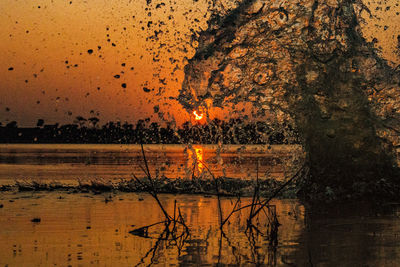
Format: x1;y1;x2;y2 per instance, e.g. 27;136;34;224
179;0;400;199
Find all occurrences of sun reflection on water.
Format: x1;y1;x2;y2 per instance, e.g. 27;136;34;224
187;146;204;175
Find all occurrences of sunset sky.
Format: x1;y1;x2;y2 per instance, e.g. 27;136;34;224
0;0;399;126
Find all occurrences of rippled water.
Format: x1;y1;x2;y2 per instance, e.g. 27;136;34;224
0;144;303;185
1;144;399;266
0;192;400;266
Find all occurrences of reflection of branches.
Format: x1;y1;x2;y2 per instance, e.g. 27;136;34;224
133;219;190;267
216;223;278;266
130;144;190;266
245;199;279;265
134;226;167;267
131;205;190;267
132;144;171;220
245;223;278;266
200;160;241;228
221;164;306;227
200;158;286;233
221;229;245;265
246;227;263;265
201;159;298;265
131;144;302;266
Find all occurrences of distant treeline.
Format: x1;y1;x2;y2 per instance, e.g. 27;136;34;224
0;118;299;144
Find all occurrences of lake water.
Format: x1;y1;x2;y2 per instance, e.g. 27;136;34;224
0;144;304;185
1;192;400;266
1;144;400;266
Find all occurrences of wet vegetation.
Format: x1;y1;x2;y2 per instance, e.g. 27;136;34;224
0;144;301;265
0;174;299;198
1;0;399;204
0;143;302;202
0;144;303;265
128;144;287;266
2;0;400;265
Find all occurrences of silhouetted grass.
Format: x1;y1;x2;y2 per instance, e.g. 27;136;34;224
0;177;300;198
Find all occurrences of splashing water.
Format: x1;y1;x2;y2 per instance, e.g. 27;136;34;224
179;0;400;199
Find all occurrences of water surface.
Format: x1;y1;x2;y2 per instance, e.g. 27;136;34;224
0;144;303;185
0;192;399;266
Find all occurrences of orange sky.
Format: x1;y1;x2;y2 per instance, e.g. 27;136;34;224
0;0;211;126
0;0;399;126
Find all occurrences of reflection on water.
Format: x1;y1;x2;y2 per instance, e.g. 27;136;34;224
186;146;204;175
0;193;400;266
0;144;303;184
295;203;400;266
0;192;303;266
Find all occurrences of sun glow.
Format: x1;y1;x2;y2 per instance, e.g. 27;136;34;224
194;148;204;172
193;110;204;121
187;146;204;174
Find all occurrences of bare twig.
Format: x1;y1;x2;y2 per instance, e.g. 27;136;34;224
200;161;224;226
221;164;305;226
249;164;305;221
131;144;192;267
131;144;172;220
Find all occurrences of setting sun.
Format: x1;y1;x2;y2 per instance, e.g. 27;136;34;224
193;110;204;121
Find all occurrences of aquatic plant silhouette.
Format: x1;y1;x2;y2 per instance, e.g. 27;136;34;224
214;163;306;228
129;144;190;266
129;143;301;265
198;159;305;264
133;220;189;267
130;145;190;224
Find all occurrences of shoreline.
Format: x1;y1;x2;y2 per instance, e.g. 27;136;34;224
0;177;300;199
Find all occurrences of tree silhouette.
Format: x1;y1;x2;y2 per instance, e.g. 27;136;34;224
36;119;44;128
